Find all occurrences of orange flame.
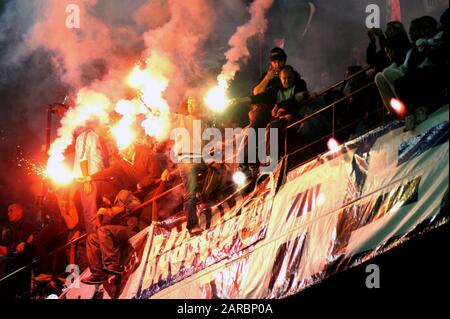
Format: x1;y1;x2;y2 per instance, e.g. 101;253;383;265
204;79;230;113
46;89;111;185
123;64;171;141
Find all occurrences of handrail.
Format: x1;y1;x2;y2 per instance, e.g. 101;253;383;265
286;81;375;130
286;109;385;171
314;65;372;99
0;233;87;284
0;66;379;289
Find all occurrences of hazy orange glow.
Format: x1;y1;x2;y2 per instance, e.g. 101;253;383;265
390;98;407;117
46;90;111;185
204;79;230;113
46;154;73;186
124;64;171;141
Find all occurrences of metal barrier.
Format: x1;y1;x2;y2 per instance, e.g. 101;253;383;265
0;232;87;284
0;65;382;290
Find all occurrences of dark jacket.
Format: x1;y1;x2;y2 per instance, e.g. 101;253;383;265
253;70;305;94
5;219;37;255
91;144;164;189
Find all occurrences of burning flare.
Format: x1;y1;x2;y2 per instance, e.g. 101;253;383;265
205;0;273;113
204;79;230;113
46;155;73;186
46;90;111;185
123;64;171;141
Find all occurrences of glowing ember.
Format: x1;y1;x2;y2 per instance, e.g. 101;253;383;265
16;156;47;177
204;80;229;113
390;98;406;116
317;193;326;206
327;137;340;153
232;171;247;186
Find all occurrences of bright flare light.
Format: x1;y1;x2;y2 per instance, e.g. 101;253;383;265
127;66;150;89
111;117;136;151
204;80;229;113
232;171;247;186
124;64;171;141
327;137;340;153
46;155;73;186
390;98;406;117
141;113;170;141
46;89;111;186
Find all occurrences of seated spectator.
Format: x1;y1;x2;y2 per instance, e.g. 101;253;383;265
77;136;168;197
394;12;448;130
231;65;313;158
374;25;411;115
367;21;411;72
0;204;37;298
339;65;370;138
82;190;141;284
251;48;307;133
408;18;421;43
419;15;439;40
253;47;294;95
32;190;68;283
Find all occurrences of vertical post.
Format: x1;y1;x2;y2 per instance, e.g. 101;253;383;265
46;106;52;155
332;104;335;140
39;106;53;225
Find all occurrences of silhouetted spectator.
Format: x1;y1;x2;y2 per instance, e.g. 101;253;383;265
32;191;68;283
0;204;37;298
82;190;141;284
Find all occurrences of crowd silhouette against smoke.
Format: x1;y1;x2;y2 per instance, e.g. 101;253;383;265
0;0;448;299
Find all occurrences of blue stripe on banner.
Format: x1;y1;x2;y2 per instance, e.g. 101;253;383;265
397;121;449;166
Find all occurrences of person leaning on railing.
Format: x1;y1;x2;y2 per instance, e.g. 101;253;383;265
81;190;142;285
230;65;317;158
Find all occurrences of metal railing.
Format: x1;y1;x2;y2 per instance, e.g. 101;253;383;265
0;65;383;290
282;66;383;166
0;232;87;284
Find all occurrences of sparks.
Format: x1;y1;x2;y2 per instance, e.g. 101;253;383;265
46;155;73;186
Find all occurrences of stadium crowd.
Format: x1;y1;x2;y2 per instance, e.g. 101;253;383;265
0;8;448;298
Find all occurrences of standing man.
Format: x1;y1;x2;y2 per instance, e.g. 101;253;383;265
171;96;211;236
73;121;106;234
